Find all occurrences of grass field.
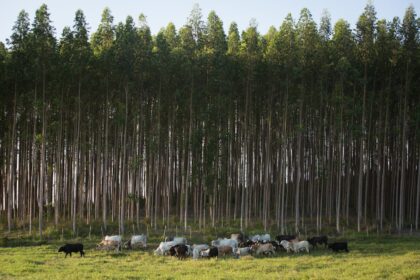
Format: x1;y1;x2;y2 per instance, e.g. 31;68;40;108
1;234;420;280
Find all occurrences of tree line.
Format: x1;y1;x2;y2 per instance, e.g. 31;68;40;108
0;3;419;238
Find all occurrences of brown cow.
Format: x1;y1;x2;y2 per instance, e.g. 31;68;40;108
218;245;235;257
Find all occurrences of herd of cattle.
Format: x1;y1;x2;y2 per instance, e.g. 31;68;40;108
58;232;349;259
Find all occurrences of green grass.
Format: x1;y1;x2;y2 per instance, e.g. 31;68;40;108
0;236;420;279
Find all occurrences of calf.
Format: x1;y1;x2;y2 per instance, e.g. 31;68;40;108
328;242;349;253
200;246;218;258
58;243;85;258
308;236;328;248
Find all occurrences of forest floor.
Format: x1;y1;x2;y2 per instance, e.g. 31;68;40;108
0;233;420;279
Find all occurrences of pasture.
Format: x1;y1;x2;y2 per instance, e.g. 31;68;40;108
0;235;419;279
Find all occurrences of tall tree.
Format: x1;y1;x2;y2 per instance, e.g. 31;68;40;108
355;2;376;232
31;4;56;239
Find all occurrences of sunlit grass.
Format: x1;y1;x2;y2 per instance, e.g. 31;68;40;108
0;235;419;279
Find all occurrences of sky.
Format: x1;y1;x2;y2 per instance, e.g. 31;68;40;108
1;0;418;44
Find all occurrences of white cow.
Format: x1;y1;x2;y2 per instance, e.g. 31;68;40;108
211;238;238;249
165;236;187;244
98;235;122;251
260;234;271;242
250;235;261;243
186;245;193;256
154;238;187;256
126;234;147;249
172;237;187;245
154;241;176;256
105;235;122;242
250;234;271;243
192;244;209;259
280;240;294;253
292;241;310;253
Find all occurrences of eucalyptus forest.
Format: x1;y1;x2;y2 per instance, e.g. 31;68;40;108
0;3;419;239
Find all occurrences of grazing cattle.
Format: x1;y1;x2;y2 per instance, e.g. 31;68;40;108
155;241;177;256
155;238;187;256
211;238;238;249
235;247;252;257
218;245;235;257
105;235;122;242
168;245;177;256
292;241;310;253
230;232;245;243
58;243;85;258
251;243;275;256
280;240;294;253
276;235;296;242
169;244;189;260
125;234;147;249
97;235;122;250
192;244;209;260
328;242;349;252
308;236;328;248
200;246;218;258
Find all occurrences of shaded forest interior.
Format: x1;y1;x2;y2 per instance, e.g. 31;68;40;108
0;3;419;238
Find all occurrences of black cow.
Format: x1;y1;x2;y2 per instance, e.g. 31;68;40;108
275;235;296;242
169;244;189;259
202;246;218;258
168;245;177;256
174;244;189;260
328;242;349;252
308;236;328;248
58;243;85;257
